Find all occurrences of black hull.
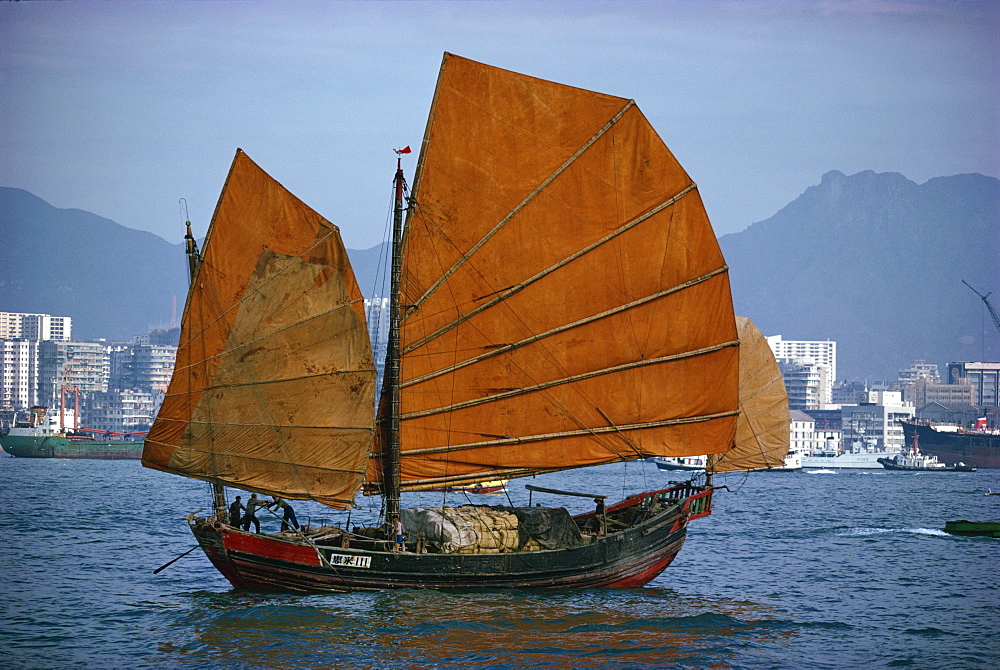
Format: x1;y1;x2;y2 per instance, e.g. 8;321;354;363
190;486;711;592
900;421;1000;469
876;457;976;472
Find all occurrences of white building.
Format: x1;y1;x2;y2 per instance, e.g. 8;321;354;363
789;410;816;455
0;339;39;410
767;335;836;408
365;296;390;400
778;360;832;410
0;312;72;341
766;335;836;375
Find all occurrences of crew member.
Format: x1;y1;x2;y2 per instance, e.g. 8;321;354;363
270;495;299;531
242;493;264;533
393;516;404;551
228;495;245;528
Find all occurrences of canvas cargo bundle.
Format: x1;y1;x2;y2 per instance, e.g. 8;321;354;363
400;505;582;554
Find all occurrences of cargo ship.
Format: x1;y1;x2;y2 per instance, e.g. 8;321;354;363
900;419;1000;469
0;406;144;459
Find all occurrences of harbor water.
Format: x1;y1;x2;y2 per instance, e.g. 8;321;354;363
1;457;997;669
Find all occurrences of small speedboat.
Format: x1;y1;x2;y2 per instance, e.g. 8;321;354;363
943;520;1000;538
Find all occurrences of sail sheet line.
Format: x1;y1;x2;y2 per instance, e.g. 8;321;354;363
169;298;369;376
400;410;740;456
403;99;637;321
401;264;729;389
174;229;340;353
402;181;698;356
595;406;646;460
400;340;738;420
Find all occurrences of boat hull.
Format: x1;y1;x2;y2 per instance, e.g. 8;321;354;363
800;452;898;469
944;520;1000;538
0;435;144;459
190;487;712;592
876;457;976;472
901;421;1000;469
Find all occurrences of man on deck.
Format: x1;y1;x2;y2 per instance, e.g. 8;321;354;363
228;495;245;528
270;495;299;531
242;493;265;533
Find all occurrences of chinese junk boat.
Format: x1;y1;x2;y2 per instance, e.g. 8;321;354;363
144;54;778;591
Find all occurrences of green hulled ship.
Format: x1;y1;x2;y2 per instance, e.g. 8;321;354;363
1;407;144;459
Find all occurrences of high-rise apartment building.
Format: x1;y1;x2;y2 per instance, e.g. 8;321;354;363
765;335;836;376
0;339;39;410
0;312;72;341
778;360;832;410
36;341;110;406
767;335;836;408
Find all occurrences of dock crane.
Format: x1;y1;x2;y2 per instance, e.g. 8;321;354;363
962;279;1000;337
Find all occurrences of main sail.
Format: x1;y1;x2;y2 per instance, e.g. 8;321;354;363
144;150;376;509
707;316;789;473
371;54;739;492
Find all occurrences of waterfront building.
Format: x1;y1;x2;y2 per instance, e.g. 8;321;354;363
85;388;159;434
766;335;836;375
0;339;39;410
789;410;816;455
36;341;110;407
841;391;914;451
0;312;72;341
778;360;832;410
898;360;941;384
947;362;1000;409
832;380;866;406
365;296;390;401
903;378;974;408
767;335;835;408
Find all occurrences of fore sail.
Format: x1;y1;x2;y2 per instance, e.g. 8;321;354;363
707;316;790;473
144;150;376;509
371;54;740;492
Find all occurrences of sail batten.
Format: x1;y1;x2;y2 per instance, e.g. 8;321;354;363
401;181;700;356
402;266;731;389
401;340;739;420
399;410;740;456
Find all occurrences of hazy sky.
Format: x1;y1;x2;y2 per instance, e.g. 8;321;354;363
2;1;997;250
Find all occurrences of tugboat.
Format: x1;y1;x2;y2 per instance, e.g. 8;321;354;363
878;433;977;472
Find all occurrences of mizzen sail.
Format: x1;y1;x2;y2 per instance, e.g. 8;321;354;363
708;316;790;473
372;54;739;492
144;150;376;509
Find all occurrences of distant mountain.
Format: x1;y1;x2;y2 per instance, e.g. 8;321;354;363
719;170;999;380
0;188;189;341
3;172;997;380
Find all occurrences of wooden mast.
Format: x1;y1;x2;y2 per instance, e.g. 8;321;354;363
183;206;226;521
384;149;408;522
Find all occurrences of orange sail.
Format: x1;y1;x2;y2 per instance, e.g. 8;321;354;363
708;316;790;473
143;150;376;509
371;54;739;492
